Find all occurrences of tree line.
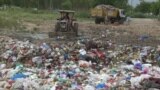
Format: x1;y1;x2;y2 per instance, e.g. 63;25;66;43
0;0;159;16
135;0;160;15
0;0;129;10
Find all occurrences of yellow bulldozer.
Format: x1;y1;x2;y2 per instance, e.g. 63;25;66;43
48;10;78;38
91;4;126;24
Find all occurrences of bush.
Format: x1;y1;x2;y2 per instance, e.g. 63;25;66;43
76;11;90;18
0;16;19;29
130;12;147;18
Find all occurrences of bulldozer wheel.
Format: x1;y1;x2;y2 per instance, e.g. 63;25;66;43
74;23;78;36
55;22;60;32
95;18;101;24
48;32;54;38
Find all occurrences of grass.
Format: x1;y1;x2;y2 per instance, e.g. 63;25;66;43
0;7;58;30
127;11;159;19
0;7;92;30
158;15;160;21
0;15;18;29
75;10;93;22
0;6;159;30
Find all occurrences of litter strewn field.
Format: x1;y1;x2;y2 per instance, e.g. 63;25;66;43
0;18;160;90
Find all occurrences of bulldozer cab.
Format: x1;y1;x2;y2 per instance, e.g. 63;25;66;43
58;10;75;21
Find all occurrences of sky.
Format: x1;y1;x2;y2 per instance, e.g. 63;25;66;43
128;0;158;7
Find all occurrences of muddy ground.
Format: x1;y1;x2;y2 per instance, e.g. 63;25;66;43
1;18;160;46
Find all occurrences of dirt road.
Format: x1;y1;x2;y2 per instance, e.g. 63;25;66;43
1;18;160;46
78;18;160;46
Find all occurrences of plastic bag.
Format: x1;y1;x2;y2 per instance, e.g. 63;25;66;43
11;73;27;81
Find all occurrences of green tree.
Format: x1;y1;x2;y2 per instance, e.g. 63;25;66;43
135;0;160;15
93;0;128;9
135;1;152;13
61;0;72;9
0;0;130;11
0;0;4;6
150;0;160;15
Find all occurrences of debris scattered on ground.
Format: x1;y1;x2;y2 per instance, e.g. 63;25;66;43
0;35;160;90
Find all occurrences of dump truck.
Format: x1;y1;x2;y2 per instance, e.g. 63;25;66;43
91;5;126;24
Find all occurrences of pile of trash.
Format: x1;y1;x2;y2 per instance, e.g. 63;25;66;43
0;36;160;90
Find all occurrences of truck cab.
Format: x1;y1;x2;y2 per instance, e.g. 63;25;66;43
119;9;126;18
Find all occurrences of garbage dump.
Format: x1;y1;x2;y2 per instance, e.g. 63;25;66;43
0;36;160;90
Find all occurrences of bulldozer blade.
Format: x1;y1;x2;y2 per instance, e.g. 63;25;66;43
48;31;57;38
